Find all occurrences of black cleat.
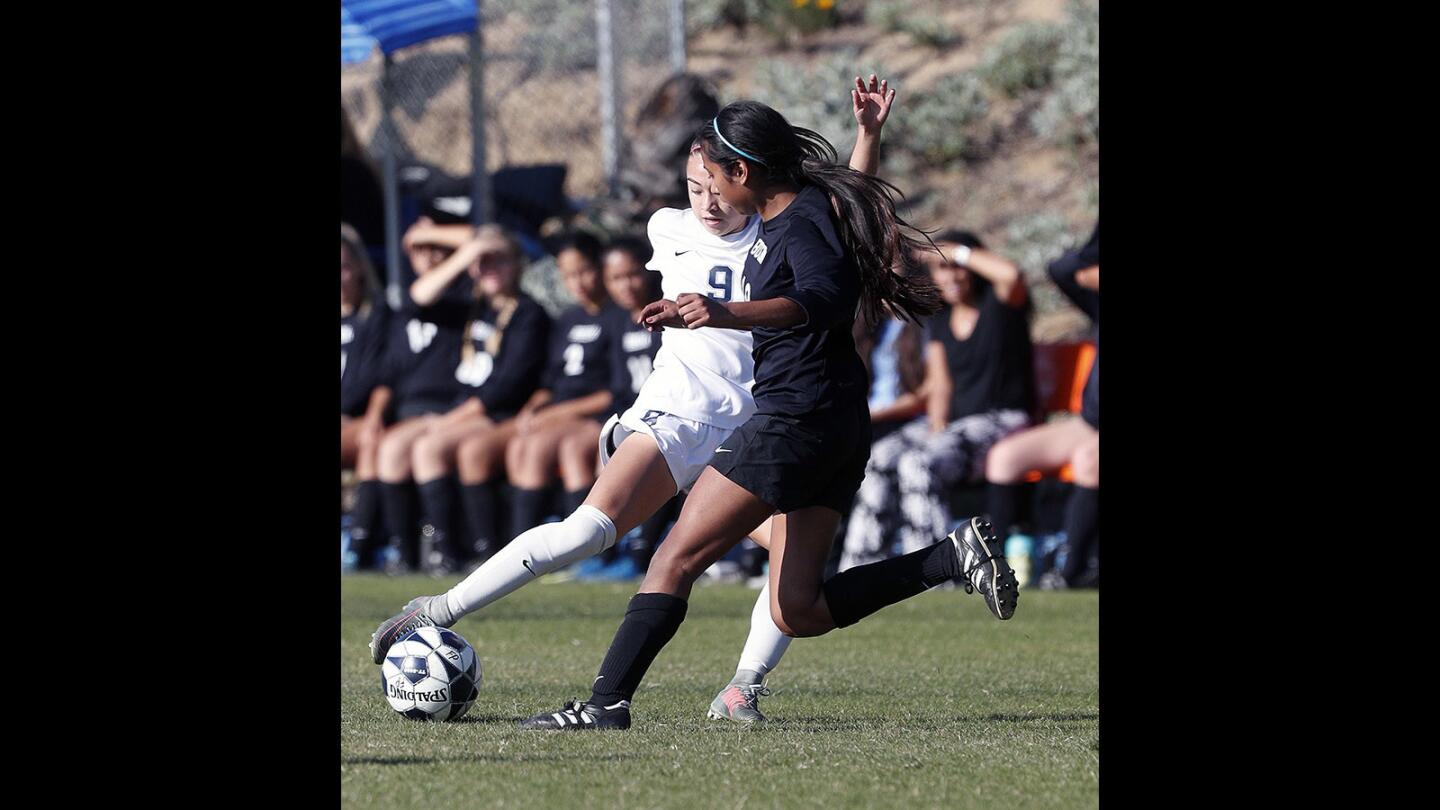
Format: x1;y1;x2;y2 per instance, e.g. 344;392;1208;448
949;517;1020;620
520;698;631;730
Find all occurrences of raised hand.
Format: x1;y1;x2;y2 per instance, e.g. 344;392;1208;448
852;73;896;136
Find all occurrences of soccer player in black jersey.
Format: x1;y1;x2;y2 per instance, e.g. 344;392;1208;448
522;100;1020;730
839;230;1035;571
341;223;392;568
602;238;664;416
503;231;621;543
370;222;472;571
378;223;550;573
593;237;668;577
985;222;1099;589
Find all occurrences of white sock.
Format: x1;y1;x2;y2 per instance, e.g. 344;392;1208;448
734;581;792;682
443;504;617;619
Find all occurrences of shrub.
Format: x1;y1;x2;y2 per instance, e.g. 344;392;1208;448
749;48;881;155
686;0;768;34
895;71;990;164
768;0;842;37
979;21;1064;97
865;2;953;47
863;0;907;33
900;15;954;48
1005;211;1081;319
689;0;840;41
1032;0;1099;147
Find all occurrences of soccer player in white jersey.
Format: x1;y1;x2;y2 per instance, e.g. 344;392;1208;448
371;75;900;723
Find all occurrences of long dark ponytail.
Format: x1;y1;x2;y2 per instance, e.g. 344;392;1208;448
698;100;942;325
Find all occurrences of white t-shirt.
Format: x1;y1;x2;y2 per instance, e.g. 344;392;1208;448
630;207;760;430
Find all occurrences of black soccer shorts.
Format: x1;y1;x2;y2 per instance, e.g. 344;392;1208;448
709;396;871;515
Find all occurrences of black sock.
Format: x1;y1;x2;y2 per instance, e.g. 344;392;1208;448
380;481;418;568
509;486;551;545
558;484;587;515
739;540;766;578
588;592;689;706
461;481;500;559
822;539;959;628
986;482;1026;542
349;480;383;568
1060;486;1099;585
633;495;680;571
417;476;460;563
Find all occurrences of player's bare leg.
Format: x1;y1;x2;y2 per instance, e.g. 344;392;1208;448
376;416;438;483
579;432;679;537
637;468;776;598
341;415;363;469
557;420;604;493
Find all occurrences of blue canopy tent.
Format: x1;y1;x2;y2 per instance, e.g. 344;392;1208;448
341;0;486;305
342;1;477;59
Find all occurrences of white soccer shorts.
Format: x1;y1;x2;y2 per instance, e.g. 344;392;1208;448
598;406;735;494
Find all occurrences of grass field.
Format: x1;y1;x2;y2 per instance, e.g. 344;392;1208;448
341;574;1099;809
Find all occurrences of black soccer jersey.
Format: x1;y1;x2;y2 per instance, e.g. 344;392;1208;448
743;184;867;416
542;303;620;404
453;293;551;420
341;304;391;417
1048;220;1099;324
1047;222;1099;428
925;286;1035;420
383;279;473;412
606;306;662;414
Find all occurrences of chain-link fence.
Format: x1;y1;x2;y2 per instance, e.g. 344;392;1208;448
341;1;686;313
341;0;683;203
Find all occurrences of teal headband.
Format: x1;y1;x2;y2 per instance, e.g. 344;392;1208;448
712;117;767;166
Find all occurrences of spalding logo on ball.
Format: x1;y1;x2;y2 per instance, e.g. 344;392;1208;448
380;626;481;721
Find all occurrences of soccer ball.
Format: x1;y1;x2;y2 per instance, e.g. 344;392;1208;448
379;626;481;721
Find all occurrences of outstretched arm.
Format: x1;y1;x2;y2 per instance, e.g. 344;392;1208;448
403;220;477;252
661;218;852;332
639;296;805;332
848;73;896;176
409;235;485;307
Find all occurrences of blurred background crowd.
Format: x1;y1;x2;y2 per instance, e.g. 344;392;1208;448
341;0;1099;590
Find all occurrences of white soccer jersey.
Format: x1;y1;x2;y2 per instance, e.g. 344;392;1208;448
630;207;761;430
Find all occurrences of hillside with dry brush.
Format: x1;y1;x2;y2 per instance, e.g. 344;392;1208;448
342;0;1098;339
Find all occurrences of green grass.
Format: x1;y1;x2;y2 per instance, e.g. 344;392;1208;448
342;574;1099;809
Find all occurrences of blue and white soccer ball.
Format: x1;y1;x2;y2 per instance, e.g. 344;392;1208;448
379;626;481;721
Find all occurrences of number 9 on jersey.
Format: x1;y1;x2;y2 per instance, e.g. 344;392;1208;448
708;266;732;301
